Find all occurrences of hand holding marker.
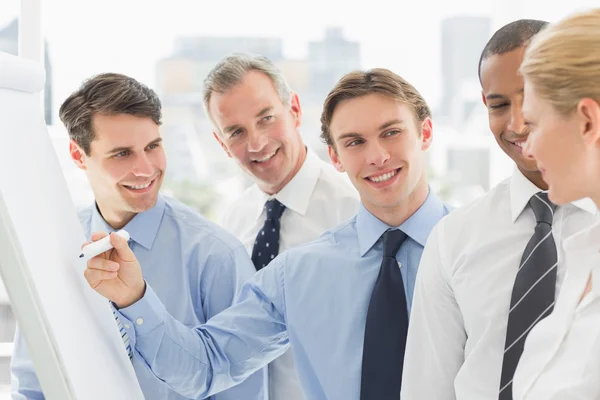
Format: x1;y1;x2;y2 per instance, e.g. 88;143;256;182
79;230;130;260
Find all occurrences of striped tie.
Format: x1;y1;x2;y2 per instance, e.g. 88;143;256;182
499;192;558;399
113;308;133;360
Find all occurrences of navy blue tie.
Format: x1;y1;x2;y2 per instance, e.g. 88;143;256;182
360;229;408;400
251;199;286;270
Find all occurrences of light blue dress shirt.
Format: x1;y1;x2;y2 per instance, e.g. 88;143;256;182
10;194;266;400
116;189;449;400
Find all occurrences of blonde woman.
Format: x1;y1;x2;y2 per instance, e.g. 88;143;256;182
514;8;600;400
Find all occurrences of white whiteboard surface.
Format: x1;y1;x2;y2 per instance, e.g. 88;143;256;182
0;51;144;399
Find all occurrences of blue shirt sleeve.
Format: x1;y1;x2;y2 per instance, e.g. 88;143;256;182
198;243;268;400
118;254;291;399
10;326;45;400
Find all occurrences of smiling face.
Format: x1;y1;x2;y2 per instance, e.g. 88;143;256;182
480;46;546;189
209;70;306;195
70;113;166;229
327;93;432;225
523;82;600;205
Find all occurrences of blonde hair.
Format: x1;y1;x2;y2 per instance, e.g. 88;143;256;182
520;8;600;115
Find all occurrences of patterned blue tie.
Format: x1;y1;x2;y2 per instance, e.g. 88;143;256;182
113;308;133;360
251;199;286;270
109;234;133;360
360;229;408;400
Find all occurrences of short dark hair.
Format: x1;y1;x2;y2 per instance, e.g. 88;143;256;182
478;19;549;83
320;68;431;148
59;73;162;155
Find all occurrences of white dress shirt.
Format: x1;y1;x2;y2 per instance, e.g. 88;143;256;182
220;147;360;400
401;167;599;400
514;217;600;400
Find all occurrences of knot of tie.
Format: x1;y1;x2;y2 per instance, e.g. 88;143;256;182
529;192;557;226
265;199;286;221
382;229;407;258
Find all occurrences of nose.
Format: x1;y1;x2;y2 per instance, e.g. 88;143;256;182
523;135;535;160
366;140;391;166
132;153;155;177
247;127;268;153
508;102;527;135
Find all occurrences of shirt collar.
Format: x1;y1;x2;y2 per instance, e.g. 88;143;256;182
356;187;447;257
90;193;166;250
252;147;322;220
510;166;597;223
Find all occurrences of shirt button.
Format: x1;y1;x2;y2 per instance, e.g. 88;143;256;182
136;318;144;325
124;324;130;330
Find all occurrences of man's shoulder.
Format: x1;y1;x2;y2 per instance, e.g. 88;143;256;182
283;215;357;258
162;195;245;253
437;179;511;230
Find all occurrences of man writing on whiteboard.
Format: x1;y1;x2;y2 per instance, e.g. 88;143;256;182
10;73;266;400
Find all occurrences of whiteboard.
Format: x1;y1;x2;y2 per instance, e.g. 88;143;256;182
0;51;144;399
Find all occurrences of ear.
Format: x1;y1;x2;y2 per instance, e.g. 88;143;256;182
212;131;232;158
420;117;433;151
579;98;600;147
481;91;487;107
69;140;87;170
289;92;303;128
328;145;345;173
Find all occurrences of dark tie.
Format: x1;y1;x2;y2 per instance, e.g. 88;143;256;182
499;192;558;399
251;199;286;271
360;229;409;400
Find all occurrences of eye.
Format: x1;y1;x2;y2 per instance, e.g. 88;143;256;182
385;129;401;137
489;103;508;110
114;150;130;158
262;115;273;122
231;129;243;138
146;143;160;150
347;139;364;147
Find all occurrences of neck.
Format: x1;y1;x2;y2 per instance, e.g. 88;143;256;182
366;175;429;227
590;192;600;211
520;168;548;191
259;145;307;195
96;201;136;230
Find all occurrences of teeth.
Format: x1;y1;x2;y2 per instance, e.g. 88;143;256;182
368;170;398;183
513;142;525;148
126;181;151;190
255;150;277;163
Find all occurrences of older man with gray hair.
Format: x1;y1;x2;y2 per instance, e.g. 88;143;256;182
204;54;360;399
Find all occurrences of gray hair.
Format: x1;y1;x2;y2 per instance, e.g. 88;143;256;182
202;53;292;130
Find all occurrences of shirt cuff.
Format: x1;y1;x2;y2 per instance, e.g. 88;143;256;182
118;283;166;337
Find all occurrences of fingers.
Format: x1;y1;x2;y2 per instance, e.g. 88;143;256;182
87;257;120;272
109;232;136;262
91;231;109;242
84;268;118;287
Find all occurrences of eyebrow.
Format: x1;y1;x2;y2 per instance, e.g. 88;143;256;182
105;137;162;155
222;107;274;134
486;88;524;101
336;119;406;142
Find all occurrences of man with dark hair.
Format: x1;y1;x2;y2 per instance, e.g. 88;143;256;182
10;73;266;400
81;68;450;400
402;19;599;400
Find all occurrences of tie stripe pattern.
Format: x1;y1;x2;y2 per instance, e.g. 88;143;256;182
251;199;286;271
113;308;133;360
499;192;558;399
